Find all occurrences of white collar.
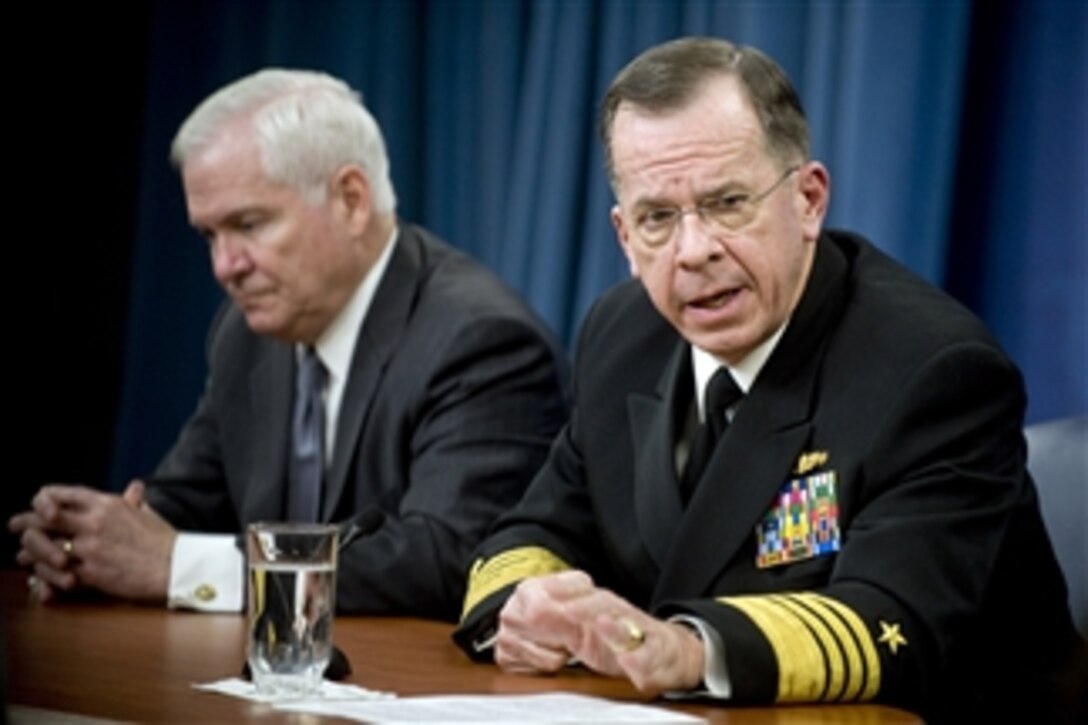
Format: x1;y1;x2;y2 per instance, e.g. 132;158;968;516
308;226;399;382
690;322;788;421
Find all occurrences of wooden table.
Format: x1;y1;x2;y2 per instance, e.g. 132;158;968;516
2;569;920;723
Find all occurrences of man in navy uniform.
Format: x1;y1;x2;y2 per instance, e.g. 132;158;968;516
454;37;1083;721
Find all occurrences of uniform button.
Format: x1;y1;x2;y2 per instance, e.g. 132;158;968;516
195;584;217;602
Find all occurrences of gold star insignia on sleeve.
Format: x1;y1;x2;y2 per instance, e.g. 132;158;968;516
878;620;907;655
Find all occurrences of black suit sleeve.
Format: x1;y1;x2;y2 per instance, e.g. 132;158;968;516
336;313;569;620
145;303;241;534
454;300;611;651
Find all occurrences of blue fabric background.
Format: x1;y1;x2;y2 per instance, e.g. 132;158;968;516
100;0;1085;484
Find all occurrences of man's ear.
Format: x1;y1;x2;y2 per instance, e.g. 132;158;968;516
611;205;641;278
796;161;830;243
330;165;372;236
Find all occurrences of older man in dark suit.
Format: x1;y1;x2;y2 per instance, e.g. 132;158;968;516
11;69;567;621
454;38;1083;721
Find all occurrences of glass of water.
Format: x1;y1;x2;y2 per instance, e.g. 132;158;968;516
246;522;339;698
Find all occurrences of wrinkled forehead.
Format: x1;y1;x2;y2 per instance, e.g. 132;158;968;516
181;132;295;227
609;77;768;199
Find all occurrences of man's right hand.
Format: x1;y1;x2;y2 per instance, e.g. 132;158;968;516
494;570;705;696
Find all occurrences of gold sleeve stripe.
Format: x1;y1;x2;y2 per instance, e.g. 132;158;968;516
720;596;827;702
718;593;882;703
460;546;571;621
786;594;869;700
792;593;881;701
782;593;862;701
771;595;845;701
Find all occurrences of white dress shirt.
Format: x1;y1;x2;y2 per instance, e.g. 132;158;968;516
166;229;399;611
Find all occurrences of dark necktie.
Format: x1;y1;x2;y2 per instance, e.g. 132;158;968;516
287;346;327;522
680;367;743;502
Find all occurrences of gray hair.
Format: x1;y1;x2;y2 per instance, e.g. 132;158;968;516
600;37;810;188
171;69;396;212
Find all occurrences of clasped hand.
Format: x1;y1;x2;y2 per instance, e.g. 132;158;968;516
495;570;705;696
7;480;176;603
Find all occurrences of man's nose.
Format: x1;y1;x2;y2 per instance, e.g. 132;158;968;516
211;235;252;283
673;212;724;268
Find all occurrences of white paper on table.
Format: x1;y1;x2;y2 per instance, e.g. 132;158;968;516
193;677;395;704
274;691;706;723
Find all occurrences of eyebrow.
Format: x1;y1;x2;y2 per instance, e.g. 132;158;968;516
629;181;746;211
191;205;270;230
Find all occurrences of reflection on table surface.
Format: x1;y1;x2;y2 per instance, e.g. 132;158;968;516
2;569;921;723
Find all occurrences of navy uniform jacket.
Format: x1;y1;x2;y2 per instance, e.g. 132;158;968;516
147;223;569;621
455;230;1083;721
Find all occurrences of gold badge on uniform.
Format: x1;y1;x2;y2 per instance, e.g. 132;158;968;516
794;449;829;475
756;460;841;569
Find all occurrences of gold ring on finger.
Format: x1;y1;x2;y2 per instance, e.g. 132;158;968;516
621;619;645;651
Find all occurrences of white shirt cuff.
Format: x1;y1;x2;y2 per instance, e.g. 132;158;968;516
668;614;732;699
167;533;244;612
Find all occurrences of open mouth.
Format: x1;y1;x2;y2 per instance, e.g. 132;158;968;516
689;288;739;310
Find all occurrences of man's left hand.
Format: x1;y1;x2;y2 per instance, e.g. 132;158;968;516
10;480;176;602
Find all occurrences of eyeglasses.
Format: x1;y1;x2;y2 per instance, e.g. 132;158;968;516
629;166;800;248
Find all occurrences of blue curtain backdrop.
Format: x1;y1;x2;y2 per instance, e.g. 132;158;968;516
105;0;1085;485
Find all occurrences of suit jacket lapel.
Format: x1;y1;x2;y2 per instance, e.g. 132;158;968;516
248;343;293;522
322;225;420;520
628;341;690;573
651;236;850;603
